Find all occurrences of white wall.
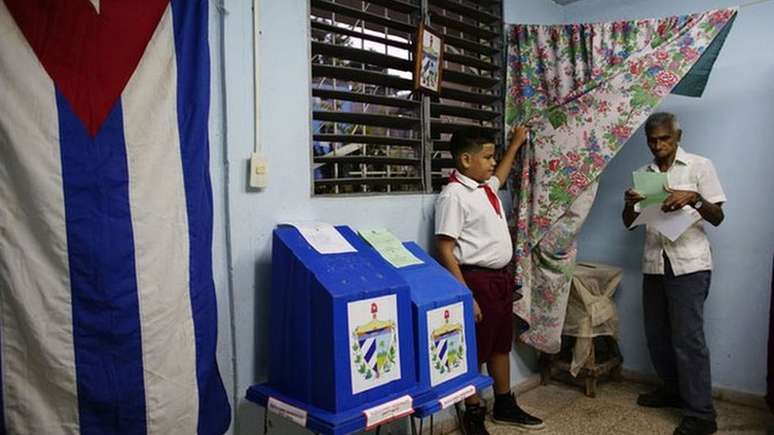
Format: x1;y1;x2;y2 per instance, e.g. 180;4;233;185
560;0;774;396
210;1;565;434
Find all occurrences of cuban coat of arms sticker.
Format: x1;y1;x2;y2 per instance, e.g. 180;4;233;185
347;295;401;394
428;302;467;386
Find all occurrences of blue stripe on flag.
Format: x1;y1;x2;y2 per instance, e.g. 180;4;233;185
170;1;231;433
56;90;147;435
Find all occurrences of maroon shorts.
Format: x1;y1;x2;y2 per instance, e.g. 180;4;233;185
461;266;514;363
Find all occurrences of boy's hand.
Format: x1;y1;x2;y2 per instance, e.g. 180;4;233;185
509;124;529;149
473;300;483;323
495;124;530;185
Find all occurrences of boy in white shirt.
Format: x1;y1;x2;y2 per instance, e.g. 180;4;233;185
435;126;543;434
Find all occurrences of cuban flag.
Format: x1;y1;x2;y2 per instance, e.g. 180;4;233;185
0;1;231;434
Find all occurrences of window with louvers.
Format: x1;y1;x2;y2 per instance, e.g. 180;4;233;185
427;0;504;192
309;0;503;195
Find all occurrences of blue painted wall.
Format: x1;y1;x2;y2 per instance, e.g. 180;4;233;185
506;0;564;23
559;0;774;396
209;1;564;433
209;2;773;434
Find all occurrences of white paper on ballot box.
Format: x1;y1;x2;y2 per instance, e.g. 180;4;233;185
280;221;357;254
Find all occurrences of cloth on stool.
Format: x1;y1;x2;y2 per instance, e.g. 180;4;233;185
563;262;622;376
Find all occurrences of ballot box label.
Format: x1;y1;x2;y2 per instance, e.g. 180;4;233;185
267;397;307;427
439;384;476;409
363;394;413;430
428;302;467;387
348;295;402;394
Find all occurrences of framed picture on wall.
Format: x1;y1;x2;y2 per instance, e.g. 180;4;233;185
414;23;443;94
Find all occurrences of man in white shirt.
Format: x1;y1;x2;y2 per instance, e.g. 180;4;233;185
622;112;726;435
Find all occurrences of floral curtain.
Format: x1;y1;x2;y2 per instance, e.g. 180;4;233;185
506;8;737;353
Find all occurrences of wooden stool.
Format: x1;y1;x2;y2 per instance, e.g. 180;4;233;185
540;262;624;397
540;336;622;397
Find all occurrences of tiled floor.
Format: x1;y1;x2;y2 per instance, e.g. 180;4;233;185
446;381;772;434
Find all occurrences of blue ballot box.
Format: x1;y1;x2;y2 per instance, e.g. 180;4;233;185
374;242;493;417
246;225;418;434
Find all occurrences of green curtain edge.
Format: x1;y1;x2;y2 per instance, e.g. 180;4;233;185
671;13;737;98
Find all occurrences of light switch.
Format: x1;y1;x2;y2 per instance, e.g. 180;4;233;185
249;152;268;188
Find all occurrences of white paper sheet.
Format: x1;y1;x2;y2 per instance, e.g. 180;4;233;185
281;221;357;254
629;205;700;242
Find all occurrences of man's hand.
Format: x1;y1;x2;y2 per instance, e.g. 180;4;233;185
624;188;645;207
661;187;724;226
622;189;644;228
661;187;699;212
473;300;483;323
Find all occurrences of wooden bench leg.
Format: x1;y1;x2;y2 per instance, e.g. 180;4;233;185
611;362;623;382
584;342;596;397
539;352;552;385
585;376;597;398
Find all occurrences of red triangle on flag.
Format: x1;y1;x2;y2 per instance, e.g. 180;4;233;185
5;0;169;136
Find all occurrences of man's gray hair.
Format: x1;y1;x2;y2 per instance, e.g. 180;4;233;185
644;112;681;133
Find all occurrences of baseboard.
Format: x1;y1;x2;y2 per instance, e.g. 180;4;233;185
621;368;768;411
479;372;543;403
513;372;544;395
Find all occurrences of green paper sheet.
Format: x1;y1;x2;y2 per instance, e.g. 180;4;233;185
633;171;668;208
358;228;423;268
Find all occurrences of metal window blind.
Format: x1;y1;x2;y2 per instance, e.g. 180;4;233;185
427;0;504;192
309;0;503;195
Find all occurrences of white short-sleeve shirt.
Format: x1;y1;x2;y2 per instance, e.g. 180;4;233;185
637;147;727;275
435;171;513;269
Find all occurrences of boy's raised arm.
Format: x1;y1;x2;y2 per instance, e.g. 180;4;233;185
494;125;529;186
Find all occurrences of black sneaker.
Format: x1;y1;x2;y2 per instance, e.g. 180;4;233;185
462;404;490;435
673;416;717;435
492;393;545;430
637;387;683;408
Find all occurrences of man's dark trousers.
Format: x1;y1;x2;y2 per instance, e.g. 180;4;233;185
643;254;716;421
